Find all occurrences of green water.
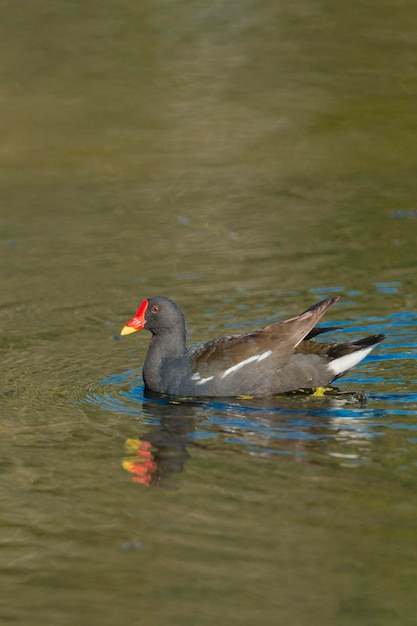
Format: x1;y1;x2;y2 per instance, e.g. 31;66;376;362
1;1;417;624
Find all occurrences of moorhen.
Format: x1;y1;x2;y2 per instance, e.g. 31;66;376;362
120;296;384;397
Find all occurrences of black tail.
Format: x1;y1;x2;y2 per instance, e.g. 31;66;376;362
329;333;385;359
350;334;385;349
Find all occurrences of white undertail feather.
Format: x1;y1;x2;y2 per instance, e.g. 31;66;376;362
327;346;375;376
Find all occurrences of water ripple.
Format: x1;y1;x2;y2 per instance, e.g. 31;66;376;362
82;310;416;484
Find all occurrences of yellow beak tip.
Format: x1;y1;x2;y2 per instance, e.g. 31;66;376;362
120;325;138;336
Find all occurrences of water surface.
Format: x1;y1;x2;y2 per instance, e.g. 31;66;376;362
1;1;417;625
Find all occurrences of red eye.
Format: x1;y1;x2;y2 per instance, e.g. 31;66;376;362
151;304;160;314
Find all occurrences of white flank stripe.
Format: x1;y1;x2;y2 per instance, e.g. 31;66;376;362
258;349;272;361
328;346;374;376
196;376;214;385
221;350;272;379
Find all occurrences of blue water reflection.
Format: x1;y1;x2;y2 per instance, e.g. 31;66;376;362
84;306;417;485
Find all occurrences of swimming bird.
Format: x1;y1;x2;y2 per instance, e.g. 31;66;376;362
120;295;384;397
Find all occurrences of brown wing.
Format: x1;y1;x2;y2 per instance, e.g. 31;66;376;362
189;297;339;378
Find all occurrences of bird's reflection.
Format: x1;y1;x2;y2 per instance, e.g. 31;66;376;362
122;395;197;486
122;388;369;487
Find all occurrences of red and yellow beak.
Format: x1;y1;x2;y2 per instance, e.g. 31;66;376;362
120;299;148;336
